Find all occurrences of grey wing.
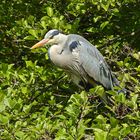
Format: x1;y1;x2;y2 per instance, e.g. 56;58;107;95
78;40;118;89
67;35;119;90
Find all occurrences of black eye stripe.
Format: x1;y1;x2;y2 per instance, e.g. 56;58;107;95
50;30;60;39
53;30;60;36
49;35;53;39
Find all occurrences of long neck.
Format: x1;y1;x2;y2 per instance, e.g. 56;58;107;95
57;33;68;47
48;34;69;68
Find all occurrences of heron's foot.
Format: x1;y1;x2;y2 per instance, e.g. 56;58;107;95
117;88;127;94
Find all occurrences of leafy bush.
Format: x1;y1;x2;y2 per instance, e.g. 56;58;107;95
0;0;140;139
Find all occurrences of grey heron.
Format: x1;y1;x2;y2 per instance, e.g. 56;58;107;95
31;29;119;91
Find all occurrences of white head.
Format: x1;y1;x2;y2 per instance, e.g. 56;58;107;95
31;29;67;49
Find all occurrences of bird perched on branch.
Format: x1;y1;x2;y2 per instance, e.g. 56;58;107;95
31;29;119;91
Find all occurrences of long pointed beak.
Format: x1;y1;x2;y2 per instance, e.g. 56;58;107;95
30;39;49;49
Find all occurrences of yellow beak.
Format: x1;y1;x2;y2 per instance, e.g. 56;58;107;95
30;39;49;49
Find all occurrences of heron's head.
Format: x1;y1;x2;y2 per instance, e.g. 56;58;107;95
31;29;65;49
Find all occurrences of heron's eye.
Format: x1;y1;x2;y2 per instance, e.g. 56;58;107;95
49;35;54;39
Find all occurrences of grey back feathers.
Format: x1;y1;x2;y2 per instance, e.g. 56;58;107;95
67;34;119;90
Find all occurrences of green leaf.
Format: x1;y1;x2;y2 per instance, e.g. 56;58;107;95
94;128;108;140
40;20;47;29
93;16;101;23
109;125;120;137
0;91;5;102
23;105;31;114
65;104;80;118
15;131;25;139
19;75;26;83
45;53;49;60
100;21;109;29
24;36;36;40
28;29;38;38
131;94;138;110
1;63;8;74
0;102;5;112
46;7;53;17
95;115;107;124
133;53;140;60
21;87;27;94
0;114;9;124
29;72;35;84
117;61;124;67
113;8;119;13
101;3;109;11
52;17;59;25
135;65;140;72
25;60;36;68
110;117;118;128
115;93;126;103
4;97;16;109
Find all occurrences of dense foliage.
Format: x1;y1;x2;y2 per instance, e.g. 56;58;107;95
0;0;140;139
